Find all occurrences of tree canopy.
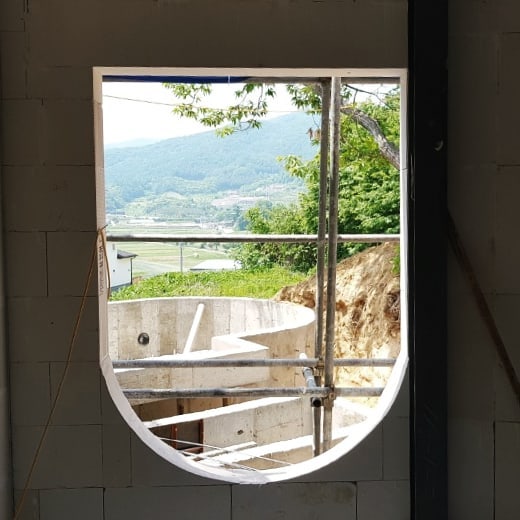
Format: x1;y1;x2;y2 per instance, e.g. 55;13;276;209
163;81;401;272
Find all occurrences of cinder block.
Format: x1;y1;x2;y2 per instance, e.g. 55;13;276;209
357;480;410;520
10;362;51;426
12;489;39;520
389;369;409;418
25;0;406;68
12;424;103;489
26;1;149;67
0;0;24;31
447;266;495;420
296;423;383;482
498;34;520;165
105;485;231;520
449;0;497;36
2;100;44;166
447;164;496;293
233;481;356;519
5;232;47;297
383;416;409;480
100;379;127;426
448;418;494;519
46;231;98;296
130;432;214;487
49;362;101;425
495;421;520;519
0;31;26;99
40;488;103;520
448;35;498;167
494;362;520;423
146;0;405;69
499;1;520;42
102;424;132;487
495;167;520;292
27;66;93;100
8;296;99;362
492;293;520;390
3;165;97;232
42;99;94;165
0;386;10;517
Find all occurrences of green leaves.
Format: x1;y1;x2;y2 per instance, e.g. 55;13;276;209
158;81;401;273
234;86;401;271
163;82;275;135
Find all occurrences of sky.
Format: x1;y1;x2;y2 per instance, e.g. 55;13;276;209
102;82;296;146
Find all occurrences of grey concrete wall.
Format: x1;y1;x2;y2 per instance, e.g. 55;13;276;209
0;0;410;518
448;1;520;518
107;297;314;359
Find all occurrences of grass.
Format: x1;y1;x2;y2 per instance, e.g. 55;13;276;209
110;267;307;301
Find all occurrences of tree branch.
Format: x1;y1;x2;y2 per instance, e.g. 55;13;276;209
340;106;400;170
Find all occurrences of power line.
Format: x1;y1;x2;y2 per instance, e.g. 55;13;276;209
103;94;300;114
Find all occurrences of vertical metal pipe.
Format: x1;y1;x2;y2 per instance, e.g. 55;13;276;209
315;79;331;362
313;79;331;456
322;77;342;452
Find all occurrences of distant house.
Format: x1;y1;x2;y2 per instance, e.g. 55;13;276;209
107;241;137;290
189;259;241;272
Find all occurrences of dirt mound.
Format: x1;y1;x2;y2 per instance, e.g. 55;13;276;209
274;242;400;392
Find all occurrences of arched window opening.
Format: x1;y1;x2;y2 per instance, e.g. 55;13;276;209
94;67;408;482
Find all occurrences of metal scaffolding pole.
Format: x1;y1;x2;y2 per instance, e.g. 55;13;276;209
315;79;331;362
322;77;342;452
313;79;331;456
106;233;399;244
123;386;385;400
112;357;396;369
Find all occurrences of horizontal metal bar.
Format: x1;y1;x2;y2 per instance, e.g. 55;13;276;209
243;77;400;85
112;357;396;369
123;386;384;399
106;233;400;244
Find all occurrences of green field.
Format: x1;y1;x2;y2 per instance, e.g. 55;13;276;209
108;224;241;279
118;241;234;279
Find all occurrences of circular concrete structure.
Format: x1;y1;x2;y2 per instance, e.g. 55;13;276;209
100;296;407;483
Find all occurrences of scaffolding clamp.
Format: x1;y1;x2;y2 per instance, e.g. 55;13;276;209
324;384;336;403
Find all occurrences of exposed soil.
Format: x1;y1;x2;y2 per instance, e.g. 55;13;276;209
274;242;401;394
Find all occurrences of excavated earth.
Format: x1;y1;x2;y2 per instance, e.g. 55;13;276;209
274;242;401;397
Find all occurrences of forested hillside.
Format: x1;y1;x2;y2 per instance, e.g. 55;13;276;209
105;112;317;216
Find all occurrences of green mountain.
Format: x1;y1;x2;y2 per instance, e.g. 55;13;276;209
104;112;318;217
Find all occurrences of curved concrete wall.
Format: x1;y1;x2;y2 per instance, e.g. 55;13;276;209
103;294;408;483
109;296;316;393
108;296;315;361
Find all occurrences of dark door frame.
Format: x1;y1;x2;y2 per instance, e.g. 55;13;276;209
408;1;448;519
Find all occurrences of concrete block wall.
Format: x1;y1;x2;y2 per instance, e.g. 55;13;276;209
0;0;411;518
448;0;520;518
